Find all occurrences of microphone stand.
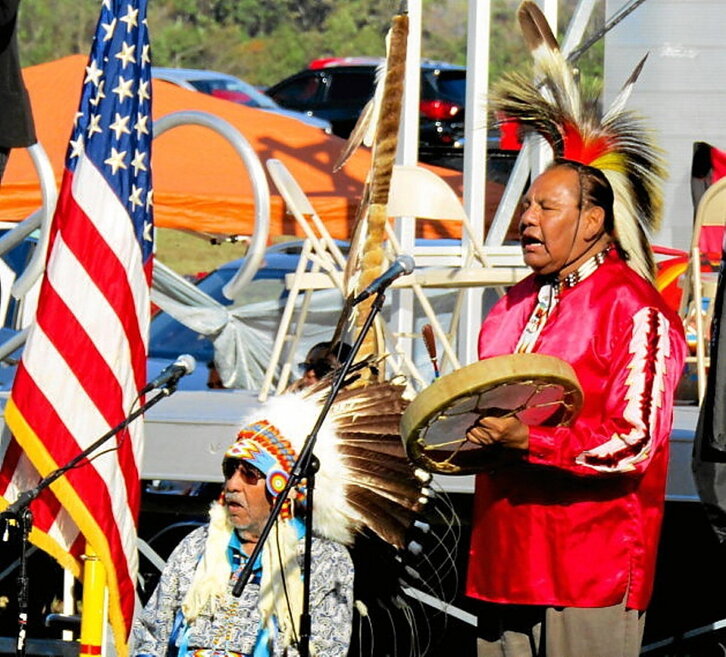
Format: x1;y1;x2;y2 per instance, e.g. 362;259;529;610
231;289;388;657
0;380;183;657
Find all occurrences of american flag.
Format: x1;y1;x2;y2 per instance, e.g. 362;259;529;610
0;0;153;652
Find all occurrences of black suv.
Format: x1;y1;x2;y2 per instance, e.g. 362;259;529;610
265;59;467;162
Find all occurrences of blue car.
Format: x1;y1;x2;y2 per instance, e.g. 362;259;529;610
148;240;349;391
147;239;462;392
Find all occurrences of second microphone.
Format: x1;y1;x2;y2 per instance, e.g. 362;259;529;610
352;255;416;305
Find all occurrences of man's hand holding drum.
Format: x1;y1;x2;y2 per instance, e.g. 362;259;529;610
466;415;529;451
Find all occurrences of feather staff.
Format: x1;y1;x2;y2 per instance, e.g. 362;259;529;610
340;8;409;375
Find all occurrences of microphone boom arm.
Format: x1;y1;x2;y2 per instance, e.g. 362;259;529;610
1;387;174;518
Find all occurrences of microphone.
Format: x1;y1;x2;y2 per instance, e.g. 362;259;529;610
141;354;196;395
352;255;415;305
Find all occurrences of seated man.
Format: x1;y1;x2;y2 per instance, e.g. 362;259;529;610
289;341;353;390
132;416;354;657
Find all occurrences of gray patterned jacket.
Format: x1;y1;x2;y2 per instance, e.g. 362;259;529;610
132;525;354;657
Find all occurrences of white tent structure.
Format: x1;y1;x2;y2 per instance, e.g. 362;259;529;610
603;0;726;249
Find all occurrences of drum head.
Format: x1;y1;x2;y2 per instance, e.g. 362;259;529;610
401;353;583;475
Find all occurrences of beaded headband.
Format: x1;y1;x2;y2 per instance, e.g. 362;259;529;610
224;420;297;498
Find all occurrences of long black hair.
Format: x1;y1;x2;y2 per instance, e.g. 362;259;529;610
549;159;616;235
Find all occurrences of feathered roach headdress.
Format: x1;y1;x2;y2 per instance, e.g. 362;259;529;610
184;380;457;655
492;1;666;280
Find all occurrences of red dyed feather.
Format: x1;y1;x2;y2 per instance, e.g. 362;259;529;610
561;123;614;165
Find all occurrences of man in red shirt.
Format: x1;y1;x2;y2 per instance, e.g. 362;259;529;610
465;161;687;657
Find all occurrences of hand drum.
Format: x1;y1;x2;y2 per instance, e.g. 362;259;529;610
401;353;583;475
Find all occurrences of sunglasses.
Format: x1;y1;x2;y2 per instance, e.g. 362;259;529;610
222;459;265;485
297;361;333;379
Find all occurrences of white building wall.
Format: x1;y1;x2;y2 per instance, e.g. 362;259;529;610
604;0;726;250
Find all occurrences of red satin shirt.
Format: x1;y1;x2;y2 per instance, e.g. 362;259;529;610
466;250;687;610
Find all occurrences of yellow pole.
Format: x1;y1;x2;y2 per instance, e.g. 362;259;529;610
79;544;106;657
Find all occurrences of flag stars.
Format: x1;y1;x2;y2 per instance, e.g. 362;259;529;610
141;44;151;65
129;185;144;209
120;4;139;30
112;76;134;103
115;42;136;69
89;80;106;107
69;134;84;159
104;147;128;174
143;220;153;241
87;114;103;138
130;149;147;175
73;111;84;127
101;17;117;41
109;113;131;140
145;189;154;211
137;80;150;102
84;59;103;87
134;113;149;138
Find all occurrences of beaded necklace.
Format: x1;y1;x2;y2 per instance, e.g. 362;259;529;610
556;244;610;292
515;244;612;354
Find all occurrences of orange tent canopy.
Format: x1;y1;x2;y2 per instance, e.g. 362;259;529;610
0;55;504;240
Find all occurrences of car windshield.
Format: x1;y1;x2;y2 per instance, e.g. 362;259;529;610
188;78;279;110
327;70;376;105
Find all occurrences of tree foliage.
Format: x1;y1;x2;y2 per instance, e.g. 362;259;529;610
16;0;604;88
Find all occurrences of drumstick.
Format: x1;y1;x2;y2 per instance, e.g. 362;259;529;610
422;324;440;379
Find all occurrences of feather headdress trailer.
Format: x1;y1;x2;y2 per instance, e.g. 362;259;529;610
491;1;666;280
239;381;461;655
236;381;432;549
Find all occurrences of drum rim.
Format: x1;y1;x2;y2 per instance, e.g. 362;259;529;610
401;353;584;475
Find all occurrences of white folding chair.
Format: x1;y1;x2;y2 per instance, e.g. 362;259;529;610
679;177;726;401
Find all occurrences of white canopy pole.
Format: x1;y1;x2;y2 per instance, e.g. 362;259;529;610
459;0;491;365
391;0;422;368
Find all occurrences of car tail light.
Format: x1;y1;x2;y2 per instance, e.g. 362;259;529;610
420;99;462;120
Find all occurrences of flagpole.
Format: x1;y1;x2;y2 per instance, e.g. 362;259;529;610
79;545;106;657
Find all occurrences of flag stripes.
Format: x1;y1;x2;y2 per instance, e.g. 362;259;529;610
0;0;154;652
